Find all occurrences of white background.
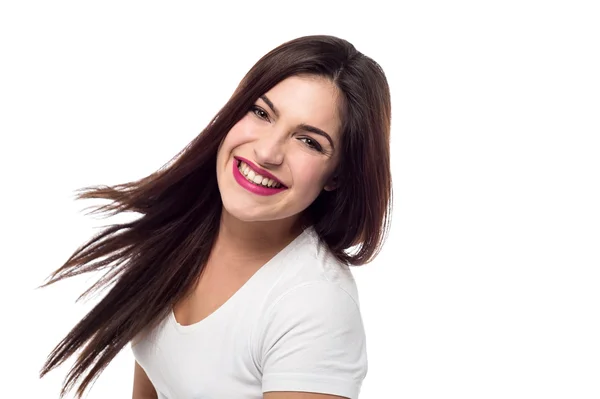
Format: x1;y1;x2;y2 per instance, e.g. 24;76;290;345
1;1;599;398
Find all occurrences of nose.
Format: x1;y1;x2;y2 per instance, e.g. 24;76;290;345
253;129;285;167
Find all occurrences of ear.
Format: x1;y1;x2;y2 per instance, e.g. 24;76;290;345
323;175;338;192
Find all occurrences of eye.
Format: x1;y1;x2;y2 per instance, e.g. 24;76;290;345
250;105;270;121
298;137;323;152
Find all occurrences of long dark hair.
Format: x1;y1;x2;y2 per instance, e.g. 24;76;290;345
38;35;392;398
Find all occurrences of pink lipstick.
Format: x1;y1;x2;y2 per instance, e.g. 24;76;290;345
232;156;287;196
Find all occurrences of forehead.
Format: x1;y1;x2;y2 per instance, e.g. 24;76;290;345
262;75;342;139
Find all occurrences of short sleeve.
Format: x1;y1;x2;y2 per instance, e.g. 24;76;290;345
258;282;368;399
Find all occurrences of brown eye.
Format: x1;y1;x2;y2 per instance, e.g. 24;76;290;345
250;105;269;121
298;137;323;152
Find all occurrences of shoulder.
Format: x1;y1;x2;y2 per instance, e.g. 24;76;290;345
260;281;365;354
259;226;364;339
257;281;367;398
248;228;368;398
269;280;359;317
267;226;361;306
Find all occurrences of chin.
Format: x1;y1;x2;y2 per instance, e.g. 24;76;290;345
222;201;272;222
222;200;305;225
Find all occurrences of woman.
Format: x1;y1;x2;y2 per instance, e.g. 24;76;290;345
39;35;392;399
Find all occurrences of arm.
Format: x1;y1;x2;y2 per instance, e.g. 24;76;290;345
132;360;158;399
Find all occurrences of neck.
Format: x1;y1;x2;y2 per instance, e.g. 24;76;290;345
212;208;305;264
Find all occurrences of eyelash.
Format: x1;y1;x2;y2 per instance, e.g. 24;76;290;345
249;105;324;153
298;137;323;152
250;105;270;122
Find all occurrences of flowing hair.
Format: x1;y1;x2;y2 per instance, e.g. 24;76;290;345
38;34;392;398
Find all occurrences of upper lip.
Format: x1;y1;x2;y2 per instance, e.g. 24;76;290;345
234;156;287;187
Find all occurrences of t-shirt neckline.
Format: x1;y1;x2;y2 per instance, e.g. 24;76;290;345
170;226;314;334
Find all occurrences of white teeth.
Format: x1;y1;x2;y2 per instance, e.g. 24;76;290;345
237;160;282;188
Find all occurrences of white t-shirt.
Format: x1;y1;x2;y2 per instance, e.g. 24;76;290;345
131;226;367;398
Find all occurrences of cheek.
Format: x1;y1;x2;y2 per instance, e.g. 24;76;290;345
217;119;251;160
293;160;331;193
229;116;257;141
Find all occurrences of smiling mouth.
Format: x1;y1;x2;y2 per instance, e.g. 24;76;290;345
236;160;285;188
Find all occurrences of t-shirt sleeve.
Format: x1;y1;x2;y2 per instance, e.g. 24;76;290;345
258;282;368;399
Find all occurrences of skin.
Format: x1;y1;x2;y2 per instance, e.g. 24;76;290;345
214;74;342;261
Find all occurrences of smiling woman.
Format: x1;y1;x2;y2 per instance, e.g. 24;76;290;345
38;35;392;399
217;75;342;224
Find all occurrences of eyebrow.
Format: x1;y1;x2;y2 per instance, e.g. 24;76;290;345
260;95;335;150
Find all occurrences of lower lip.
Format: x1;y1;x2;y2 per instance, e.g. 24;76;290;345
232;161;287;196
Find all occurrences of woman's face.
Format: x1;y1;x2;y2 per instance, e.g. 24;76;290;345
216;75;342;225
